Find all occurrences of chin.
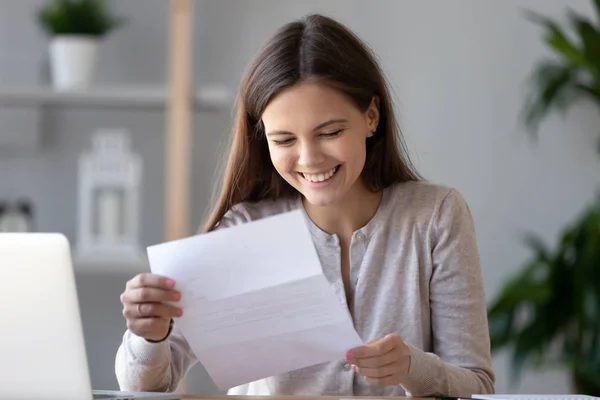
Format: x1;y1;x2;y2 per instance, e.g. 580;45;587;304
299;191;342;207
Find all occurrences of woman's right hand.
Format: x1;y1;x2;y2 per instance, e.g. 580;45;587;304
120;272;183;342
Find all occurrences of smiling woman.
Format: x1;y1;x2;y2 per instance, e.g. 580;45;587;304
198;13;421;233
115;13;496;398
262;82;381;208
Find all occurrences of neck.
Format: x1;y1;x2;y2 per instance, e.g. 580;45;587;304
302;180;383;239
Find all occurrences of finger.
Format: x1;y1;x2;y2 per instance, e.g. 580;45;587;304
354;346;401;368
138;302;183;319
355;362;397;379
127;273;175;290
365;374;400;386
349;335;396;360
123;287;181;304
123;302;182;319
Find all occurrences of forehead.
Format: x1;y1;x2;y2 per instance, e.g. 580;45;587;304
261;82;359;132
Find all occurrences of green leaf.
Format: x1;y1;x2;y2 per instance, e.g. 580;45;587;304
520;5;600;134
588;330;600;370
487;258;551;317
489;283;551;314
510;314;550;381
567;10;600;80
575;83;600;104
521;232;551;263
488;309;515;350
595;0;600;25
525;10;589;68
521;61;579;133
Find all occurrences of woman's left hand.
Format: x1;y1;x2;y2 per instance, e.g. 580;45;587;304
347;333;411;386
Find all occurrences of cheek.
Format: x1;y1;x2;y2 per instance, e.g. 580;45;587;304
268;147;295;173
336;135;367;163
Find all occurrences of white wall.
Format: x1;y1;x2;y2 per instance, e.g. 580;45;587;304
193;0;600;394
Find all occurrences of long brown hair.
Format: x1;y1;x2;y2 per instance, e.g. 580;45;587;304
202;13;421;233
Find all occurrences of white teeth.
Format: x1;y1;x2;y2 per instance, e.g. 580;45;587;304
302;166;337;183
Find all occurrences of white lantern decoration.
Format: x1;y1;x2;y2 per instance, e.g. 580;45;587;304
75;129;144;264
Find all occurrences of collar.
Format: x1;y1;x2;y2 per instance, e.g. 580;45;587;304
295;186;393;245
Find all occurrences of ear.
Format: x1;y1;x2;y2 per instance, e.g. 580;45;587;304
366;96;380;137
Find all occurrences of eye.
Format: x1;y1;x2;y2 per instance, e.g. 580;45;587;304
272;137;296;146
320;129;343;138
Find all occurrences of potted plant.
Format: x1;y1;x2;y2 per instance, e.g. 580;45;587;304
488;0;600;395
488;199;600;395
37;0;126;90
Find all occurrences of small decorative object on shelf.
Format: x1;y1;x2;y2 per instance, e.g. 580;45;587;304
0;201;7;232
15;199;34;232
0;199;35;232
36;0;127;90
75;128;144;264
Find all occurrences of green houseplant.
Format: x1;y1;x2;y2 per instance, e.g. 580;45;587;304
36;0;126;89
488;0;600;394
37;0;124;37
520;0;600;137
487;198;600;394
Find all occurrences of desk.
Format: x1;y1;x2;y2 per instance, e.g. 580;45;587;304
181;396;425;400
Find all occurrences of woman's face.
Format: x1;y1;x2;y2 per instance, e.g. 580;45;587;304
261;82;379;207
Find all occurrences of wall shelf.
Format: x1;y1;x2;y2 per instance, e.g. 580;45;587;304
0;84;233;111
74;257;150;275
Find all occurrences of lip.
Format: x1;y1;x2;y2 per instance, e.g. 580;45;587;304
297;165;341;187
298;167;338;175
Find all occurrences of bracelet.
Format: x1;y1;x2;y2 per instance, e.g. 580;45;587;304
146;319;174;343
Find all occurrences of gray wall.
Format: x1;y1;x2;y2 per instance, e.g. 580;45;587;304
2;0;599;395
0;0;230;394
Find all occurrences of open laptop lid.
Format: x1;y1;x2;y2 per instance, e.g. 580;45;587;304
0;233;182;400
0;233;94;400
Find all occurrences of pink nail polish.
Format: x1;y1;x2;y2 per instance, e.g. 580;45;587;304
166;279;175;288
346;351;353;363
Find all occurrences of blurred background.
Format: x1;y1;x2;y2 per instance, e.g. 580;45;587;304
1;0;599;396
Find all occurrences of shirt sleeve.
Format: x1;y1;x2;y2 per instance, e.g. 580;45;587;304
114;325;195;392
114;206;250;392
400;189;496;397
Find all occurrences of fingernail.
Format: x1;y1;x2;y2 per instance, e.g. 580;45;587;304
352;365;357;372
173;292;181;301
177;308;183;317
346;351;353;363
166;279;175;288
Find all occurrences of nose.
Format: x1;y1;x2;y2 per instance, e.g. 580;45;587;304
297;141;326;168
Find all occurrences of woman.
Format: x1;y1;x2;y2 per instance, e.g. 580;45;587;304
116;13;495;397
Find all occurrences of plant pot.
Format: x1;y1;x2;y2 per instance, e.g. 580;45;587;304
49;35;99;90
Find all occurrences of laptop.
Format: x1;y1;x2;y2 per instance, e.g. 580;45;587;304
0;233;180;400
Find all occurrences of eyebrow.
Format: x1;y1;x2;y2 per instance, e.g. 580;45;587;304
266;118;348;137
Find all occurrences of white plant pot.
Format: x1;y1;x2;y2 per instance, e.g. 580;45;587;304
49;35;100;90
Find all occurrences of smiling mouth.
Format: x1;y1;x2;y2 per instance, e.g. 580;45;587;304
299;165;340;183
